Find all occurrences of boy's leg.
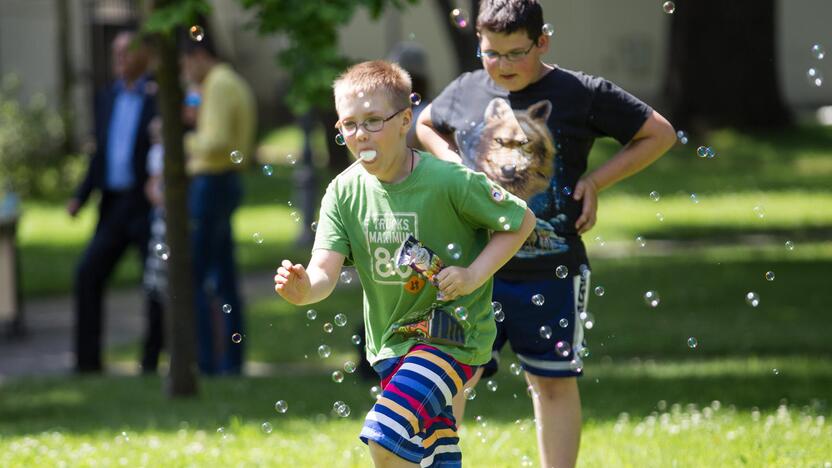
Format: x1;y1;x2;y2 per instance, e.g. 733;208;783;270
360;344;474;467
451;366;483;423
526;374;581;468
493;273;590;468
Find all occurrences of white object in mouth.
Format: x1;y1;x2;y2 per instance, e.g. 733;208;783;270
359;150;377;162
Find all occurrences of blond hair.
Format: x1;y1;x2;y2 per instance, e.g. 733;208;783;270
333;60;412;111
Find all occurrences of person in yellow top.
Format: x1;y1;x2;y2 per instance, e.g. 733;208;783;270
180;30;256;375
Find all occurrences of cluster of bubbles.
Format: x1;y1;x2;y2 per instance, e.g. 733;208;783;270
333;400;351;417
808;44;825;87
662;1;675;14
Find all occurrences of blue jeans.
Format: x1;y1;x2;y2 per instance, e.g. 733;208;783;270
189;172;244;374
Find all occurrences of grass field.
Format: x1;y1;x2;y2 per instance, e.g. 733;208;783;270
4;125;832;466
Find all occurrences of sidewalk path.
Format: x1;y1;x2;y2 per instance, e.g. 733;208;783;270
0;271;277;381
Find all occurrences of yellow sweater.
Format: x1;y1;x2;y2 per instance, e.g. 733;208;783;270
185;63;256;175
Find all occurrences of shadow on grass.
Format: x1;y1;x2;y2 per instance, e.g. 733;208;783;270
1;356;829;436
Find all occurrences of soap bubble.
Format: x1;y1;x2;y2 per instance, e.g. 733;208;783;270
323;322;334;333
262;164;274;176
318;344;332;358
454;306;468;321
635;236;646;247
449;8;469;28
662;1;675;14
231;333;242;344
811;44;825;60
306;309;317;320
335;133;346;146
334;313;347;327
446;243;462;260
559;318;569;328
555;341;571;358
274;400;288;413
331;370;344;383
676;130;688;144
261;422;273;434
189;25;205;41
539;325;552;339
154;243;170;260
230;150;244;164
344;361;356;373
222;304;232;314
785;240;795;251
745;292;760;307
649;191;661;202
351;334;362;345
286;154;296;165
594;286;605;296
340;271;353;284
464;387;477;400
697;146;708;158
370;385;382;399
687;337;698;349
555;265;569;279
542;23;555;36
510;363;522;376
644;290;660;308
531;294;545;306
252;232;264;244
410;92;422;106
765;271;775;281
486;380;498;392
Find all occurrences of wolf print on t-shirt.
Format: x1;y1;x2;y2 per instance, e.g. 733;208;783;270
455;97;568;258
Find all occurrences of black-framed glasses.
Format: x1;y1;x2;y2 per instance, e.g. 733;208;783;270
336;107;407;137
477;41;537;63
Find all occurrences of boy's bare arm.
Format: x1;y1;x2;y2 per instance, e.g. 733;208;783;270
435;208;536;300
574;110;676;234
416;104;463;163
274;249;346;305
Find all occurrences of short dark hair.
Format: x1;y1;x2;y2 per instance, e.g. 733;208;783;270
476;0;545;42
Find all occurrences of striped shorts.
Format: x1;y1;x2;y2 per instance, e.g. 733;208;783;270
360;344;475;467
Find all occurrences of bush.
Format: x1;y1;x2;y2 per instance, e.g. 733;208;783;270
0;73;81;198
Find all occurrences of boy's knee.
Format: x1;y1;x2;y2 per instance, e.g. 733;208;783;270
528;375;578;401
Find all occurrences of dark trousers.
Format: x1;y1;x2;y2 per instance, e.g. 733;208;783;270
74;191;163;373
189;172;244;375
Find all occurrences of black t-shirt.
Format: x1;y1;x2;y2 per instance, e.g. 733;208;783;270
430;67;652;280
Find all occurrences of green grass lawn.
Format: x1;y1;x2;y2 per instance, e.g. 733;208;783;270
4;125;832;466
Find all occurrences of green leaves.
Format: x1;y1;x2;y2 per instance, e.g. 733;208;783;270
143;0;212;37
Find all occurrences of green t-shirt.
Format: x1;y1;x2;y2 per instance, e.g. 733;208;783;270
313;152;527;366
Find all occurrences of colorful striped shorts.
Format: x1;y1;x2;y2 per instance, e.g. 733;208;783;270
360;344;475;467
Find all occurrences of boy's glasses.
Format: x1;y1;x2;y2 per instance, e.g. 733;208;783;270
336;108;407;137
477;41;537;63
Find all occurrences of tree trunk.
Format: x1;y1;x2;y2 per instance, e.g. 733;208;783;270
663;0;792;131
434;0;481;74
152;13;199;397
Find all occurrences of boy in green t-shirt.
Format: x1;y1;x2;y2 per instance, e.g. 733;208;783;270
274;60;535;467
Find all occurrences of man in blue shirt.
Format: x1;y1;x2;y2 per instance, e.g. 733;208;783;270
68;30;161;374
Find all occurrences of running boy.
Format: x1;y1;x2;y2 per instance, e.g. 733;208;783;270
274;60;535;467
416;1;676;466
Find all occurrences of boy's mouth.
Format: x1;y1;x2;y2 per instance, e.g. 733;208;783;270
359;150;378;162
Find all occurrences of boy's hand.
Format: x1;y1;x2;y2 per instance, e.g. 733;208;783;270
435;266;480;301
574;176;599;234
274;259;311;304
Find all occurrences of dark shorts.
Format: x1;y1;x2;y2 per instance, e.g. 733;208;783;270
483;270;590;378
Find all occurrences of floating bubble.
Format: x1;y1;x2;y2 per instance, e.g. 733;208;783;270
539;325;552;340
594;236;605;247
449;8;469;28
687;337;698;349
318;344;331;358
555;341;571;358
690;193;699;204
583;313;595;329
811;44;825;60
656;212;665;222
332;370;344;383
222;304;232;314
454;306;468;321
808;68;824;87
745;291;760;307
154;243;170;260
555;265;569;279
230;150;244;164
323;322;334;333
261;422;273;434
306;309;317;320
662;1;675;14
503;223;511;230
765;271;775;281
562;186;573;196
542;23;555;37
594;286;605;296
344;361;356;373
510;362;522;376
334;133;346;146
569;359;583;372
290;211;301;223
370;385;382;399
351;334;362;345
676;130;689;144
274;400;288;413
464;387;477;400
286;154;296;165
217;426;227;438
635;236;647;248
231;333;242;344
486;380;498;392
531;294;545;306
333;313;347;327
189;25;205;42
521;455;534;467
340;270;353;284
310;221;318;232
252;232;264;244
410;92;422;106
649;191;661;202
494;309;505;322
336;403;351;417
785;240;795;251
262;164;274;176
644;290;660;307
772;368;780;375
577;346;590;358
559;318;569;328
498;215;507;224
446;243;462;260
697;146;708;158
706;146;716;158
753;205;766;219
